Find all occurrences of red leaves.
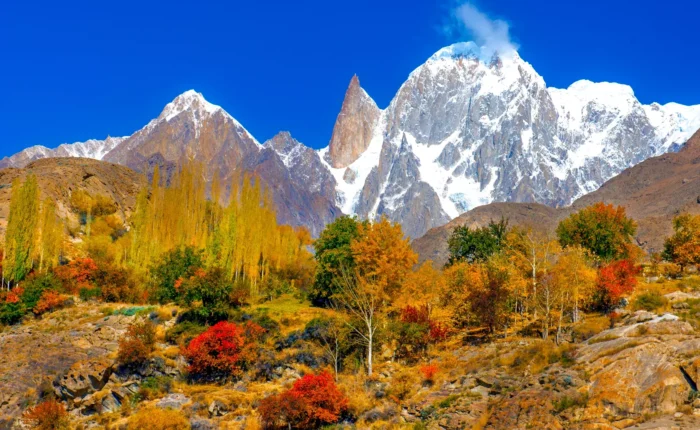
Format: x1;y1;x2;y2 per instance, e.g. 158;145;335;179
596;259;640;309
183;321;262;377
420;364;439;382
33;290;64;315
53;258;97;294
259;370;348;429
400;305;449;342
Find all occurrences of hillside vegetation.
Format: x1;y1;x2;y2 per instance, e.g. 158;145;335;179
1;160;700;429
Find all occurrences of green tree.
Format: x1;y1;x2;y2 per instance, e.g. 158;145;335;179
310;216;363;306
447;218;508;266
150;246;205;303
556;203;637;263
3;175;40;286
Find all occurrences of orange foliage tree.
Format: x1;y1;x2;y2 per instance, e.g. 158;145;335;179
259;370;348;429
663;213;700;271
335;217;417;376
595;259;640;310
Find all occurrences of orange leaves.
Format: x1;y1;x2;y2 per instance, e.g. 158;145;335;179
663;213;700;268
351;217;417;299
53;258;97;294
117;320;157;366
596;259;640;310
33;290;65;315
22;399;69;430
259;370;348;429
420;364;439;382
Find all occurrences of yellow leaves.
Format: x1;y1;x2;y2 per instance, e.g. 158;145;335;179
351;217;418;300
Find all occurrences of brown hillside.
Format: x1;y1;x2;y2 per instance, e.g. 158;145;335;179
413;129;700;266
0;158;142;241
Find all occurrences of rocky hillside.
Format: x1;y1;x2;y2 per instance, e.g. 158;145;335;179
0;158;142;241
413;128;700;266
0;137;126;169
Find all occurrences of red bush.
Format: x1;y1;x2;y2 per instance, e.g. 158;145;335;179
259;370;348;429
183;321;258;377
22;399;69;430
596;259;640;309
33;290;65;315
419;364;439;382
53;258;97;294
400;304;449;342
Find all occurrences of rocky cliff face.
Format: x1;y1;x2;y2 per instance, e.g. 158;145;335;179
322;42;700;239
326;75;381;169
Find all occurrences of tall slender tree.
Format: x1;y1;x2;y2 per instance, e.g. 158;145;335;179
3;174;40;286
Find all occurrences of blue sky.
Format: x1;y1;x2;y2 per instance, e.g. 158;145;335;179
2;0;698;157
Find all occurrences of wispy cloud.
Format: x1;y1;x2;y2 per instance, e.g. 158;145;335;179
450;3;518;56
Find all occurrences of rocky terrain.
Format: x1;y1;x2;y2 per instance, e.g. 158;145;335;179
414;127;700;266
3;42;699;239
3;283;700;429
0;158;142;242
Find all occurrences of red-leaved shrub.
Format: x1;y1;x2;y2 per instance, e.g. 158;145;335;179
259;370;348;429
33;290;65;315
419;364;439;382
595;259;640;310
183;321;261;378
22;399;69;430
53;258;97;294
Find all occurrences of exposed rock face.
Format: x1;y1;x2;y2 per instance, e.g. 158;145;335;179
322;42;700;239
0;158;142;242
413;128;700;266
327;75;381;169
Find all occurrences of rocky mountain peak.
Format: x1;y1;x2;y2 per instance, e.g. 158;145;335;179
326;75;381;169
157;89;224;122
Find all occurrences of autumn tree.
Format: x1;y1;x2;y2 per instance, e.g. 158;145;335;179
3;174;40;286
335;217;417;376
551;246;596;324
506;227;560;320
594;259;640;311
447;218;508;266
310;216;362;306
38;198;63;272
557;203;637;263
663;213;700;271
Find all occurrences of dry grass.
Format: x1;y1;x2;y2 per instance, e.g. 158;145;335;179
251;294;334;335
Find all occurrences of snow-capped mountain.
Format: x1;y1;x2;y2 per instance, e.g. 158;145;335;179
0;136;126;169
320;42;700;238
2;43;699;239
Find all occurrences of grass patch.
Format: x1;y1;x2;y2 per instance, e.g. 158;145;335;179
587;334;620;344
435;394;460;409
633;291;668;311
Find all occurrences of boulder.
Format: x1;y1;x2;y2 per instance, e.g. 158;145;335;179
157;393;190;410
208;399;228;417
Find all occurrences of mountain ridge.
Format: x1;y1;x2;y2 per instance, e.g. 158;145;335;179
2;42;700;239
